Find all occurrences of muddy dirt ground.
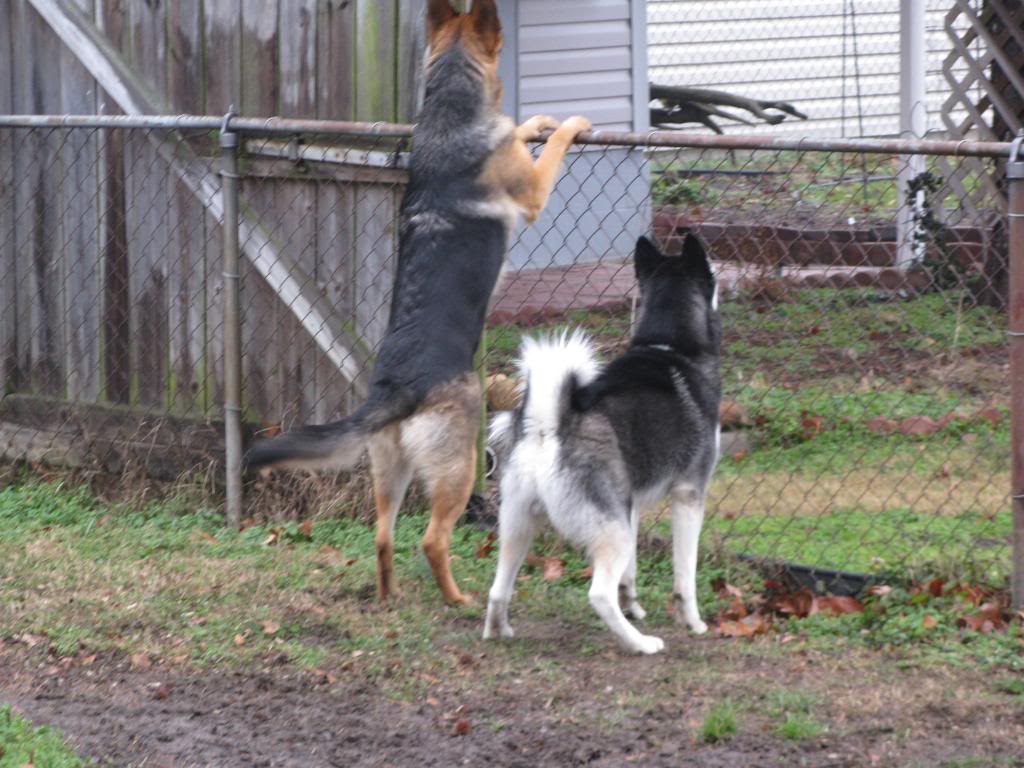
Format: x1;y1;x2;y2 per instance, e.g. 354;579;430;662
3;622;1022;768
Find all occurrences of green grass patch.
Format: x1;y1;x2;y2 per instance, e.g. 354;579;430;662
708;507;1011;582
775;712;824;741
700;700;739;744
0;706;90;768
763;690;825;740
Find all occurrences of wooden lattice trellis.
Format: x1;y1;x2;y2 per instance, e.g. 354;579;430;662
939;0;1024;214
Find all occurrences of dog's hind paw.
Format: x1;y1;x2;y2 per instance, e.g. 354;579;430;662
688;619;708;635
630;634;665;655
483;623;514;640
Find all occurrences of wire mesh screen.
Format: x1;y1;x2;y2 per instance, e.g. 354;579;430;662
0;121;1014;585
0;125;224;480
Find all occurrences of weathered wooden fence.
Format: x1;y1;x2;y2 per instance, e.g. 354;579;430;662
0;118;407;476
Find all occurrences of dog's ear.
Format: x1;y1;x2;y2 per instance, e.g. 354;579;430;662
680;232;713;281
634;235;664;280
427;0;458;37
468;0;502;55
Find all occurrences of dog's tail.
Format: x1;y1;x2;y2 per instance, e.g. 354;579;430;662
243;389;417;472
517;331;600;438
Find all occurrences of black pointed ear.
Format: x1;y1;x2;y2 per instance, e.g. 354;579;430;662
634;235;663;280
427;0;458;37
680;232;713;279
469;0;502;54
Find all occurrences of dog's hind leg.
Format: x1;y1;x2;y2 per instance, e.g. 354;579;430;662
671;486;708;634
589;523;664;655
421;441;477;606
484;484;539;639
619;506;646;621
369;430;414;601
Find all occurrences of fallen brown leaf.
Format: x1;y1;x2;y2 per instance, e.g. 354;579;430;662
261;621;281;636
897;415;940;436
717;613;769;638
815;595;864;615
299;520;314;538
475;531;497;559
866;416;898;434
526;554;566;581
130;652;151;670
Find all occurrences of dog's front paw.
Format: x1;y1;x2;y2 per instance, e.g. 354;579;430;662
518;114;560;141
560;115;593;136
688;618;708;635
527;114;560;132
630;634;665;655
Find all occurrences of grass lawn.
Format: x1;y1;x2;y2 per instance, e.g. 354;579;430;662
0;706;88;768
0;284;1018;766
0;478;1021;766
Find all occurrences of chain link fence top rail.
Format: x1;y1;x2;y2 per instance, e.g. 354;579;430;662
0;116;1017;587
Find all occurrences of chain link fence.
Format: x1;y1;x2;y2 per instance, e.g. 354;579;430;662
646;0;983;138
0;116;1020;596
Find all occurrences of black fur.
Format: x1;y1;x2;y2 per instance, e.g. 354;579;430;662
245;39;512;469
563;234;721;505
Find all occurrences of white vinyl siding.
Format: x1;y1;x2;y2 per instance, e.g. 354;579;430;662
648;0;978;138
518;0;640;131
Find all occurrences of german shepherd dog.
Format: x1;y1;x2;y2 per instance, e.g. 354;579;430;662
244;0;591;606
484;235;721;653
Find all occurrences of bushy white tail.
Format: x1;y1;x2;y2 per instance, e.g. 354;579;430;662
517;331;600;437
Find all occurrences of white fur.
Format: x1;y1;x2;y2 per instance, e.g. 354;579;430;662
711;282;719;311
517;331;600;438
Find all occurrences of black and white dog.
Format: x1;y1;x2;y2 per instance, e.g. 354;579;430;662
484;235;721;654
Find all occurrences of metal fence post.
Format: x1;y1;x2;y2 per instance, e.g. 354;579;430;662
1008;132;1024;609
220;112;244;528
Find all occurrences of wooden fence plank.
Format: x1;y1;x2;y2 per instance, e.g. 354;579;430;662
317;0;354;121
168;0;207;414
201;0;239;415
280;0;317;117
60;0;102;403
97;0;131;404
18;7;65;397
125;0;169;408
397;0;426;123
203;0;240;113
0;0;16;392
239;0;281;424
237;178;280;422
279;0;319;424
353;183;398;358
241;0;279;115
315;180;358;418
273;180;318;426
129;0;166;94
355;0;397;122
316;0;358;418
